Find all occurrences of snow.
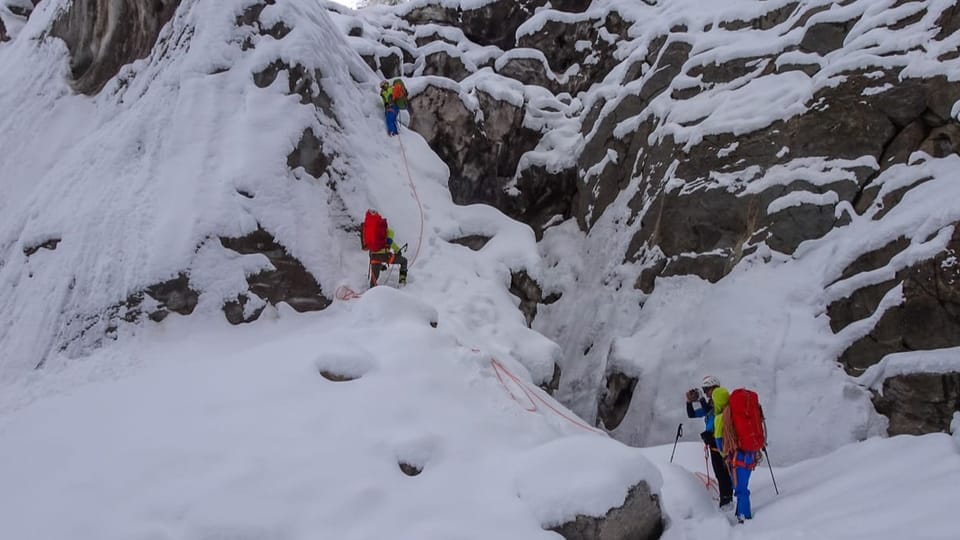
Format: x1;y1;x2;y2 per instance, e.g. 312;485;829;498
538;148;960;464
766;190;839;215
651;434;960;540
0;1;662;537
858;347;960;391
0;298;656;540
3;0;960;538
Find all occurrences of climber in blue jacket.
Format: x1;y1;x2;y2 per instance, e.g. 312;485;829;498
686;375;733;508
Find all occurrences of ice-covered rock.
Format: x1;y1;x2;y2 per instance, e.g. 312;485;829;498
344;0;960;453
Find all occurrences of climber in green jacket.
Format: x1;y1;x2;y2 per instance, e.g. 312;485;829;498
368;228;408;287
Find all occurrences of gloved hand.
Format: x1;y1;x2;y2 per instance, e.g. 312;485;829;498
700;430;716;446
685;388;700;402
386;237;393;246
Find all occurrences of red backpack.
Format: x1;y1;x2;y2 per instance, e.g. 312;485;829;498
727;389;766;452
362;210;388;252
391;80;408;109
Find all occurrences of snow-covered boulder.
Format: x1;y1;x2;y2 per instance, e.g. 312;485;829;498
552;482;662;540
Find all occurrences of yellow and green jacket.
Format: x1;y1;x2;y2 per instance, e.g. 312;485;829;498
712;386;730;440
372;229;401;255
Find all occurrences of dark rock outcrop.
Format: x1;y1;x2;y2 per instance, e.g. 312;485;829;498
509;270;543;327
404;0;548;51
287;128;330;179
873;372;960;435
516;10;629;95
398;461;423;476
597;370;637;431
550;482;662;540
117;272;199;325
448;234;491;251
220;227;331;323
408;84;540;214
830;228;960;376
50;0;181;94
320;370;358;382
22;237;61;257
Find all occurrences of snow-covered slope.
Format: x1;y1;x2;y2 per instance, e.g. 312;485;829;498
3;0;960;538
0;0;663;538
0;293;659;539
339;0;960;463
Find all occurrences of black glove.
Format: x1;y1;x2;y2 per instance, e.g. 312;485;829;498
685;388;700;402
700;430;716;447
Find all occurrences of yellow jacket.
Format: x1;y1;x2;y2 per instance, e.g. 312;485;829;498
712;387;730;440
372;228;401;255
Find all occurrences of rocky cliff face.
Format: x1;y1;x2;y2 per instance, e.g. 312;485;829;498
50;0;181;94
5;0;958;452
344;0;960;448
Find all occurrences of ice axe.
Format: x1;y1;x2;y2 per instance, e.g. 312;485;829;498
669;423;683;463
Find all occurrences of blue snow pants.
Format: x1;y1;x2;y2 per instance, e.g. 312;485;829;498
716;440;755;519
384;106;399;135
733;450;755;519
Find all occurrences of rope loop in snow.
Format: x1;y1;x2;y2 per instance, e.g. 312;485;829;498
490;357;605;435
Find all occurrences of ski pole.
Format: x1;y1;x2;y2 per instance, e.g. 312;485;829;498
763;446;780;495
669;423;683;463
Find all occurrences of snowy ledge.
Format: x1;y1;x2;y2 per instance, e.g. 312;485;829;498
858;347;960;393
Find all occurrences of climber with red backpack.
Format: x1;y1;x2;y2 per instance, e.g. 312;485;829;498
713;385;767;523
362;209;408;287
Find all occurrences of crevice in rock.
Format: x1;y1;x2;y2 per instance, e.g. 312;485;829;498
539;363;562;395
509;270;544;327
596;370;637;430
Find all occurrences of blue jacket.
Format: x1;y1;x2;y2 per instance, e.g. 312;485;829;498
686;397;715;433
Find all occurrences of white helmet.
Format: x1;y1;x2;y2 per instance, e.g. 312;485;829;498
701;375;721;388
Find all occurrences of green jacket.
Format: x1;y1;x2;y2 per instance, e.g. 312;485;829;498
372;228;401;255
712;387;730;440
380;88;393;107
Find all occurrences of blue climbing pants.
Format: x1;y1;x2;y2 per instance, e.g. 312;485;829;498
733;450;755;519
384;106;399;135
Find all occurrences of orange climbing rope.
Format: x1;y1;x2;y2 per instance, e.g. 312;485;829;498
396;132;424;267
490;357;605;435
695;444;721;498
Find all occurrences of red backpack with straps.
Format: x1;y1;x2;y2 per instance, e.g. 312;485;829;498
727;388;766;452
362;210;388;252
